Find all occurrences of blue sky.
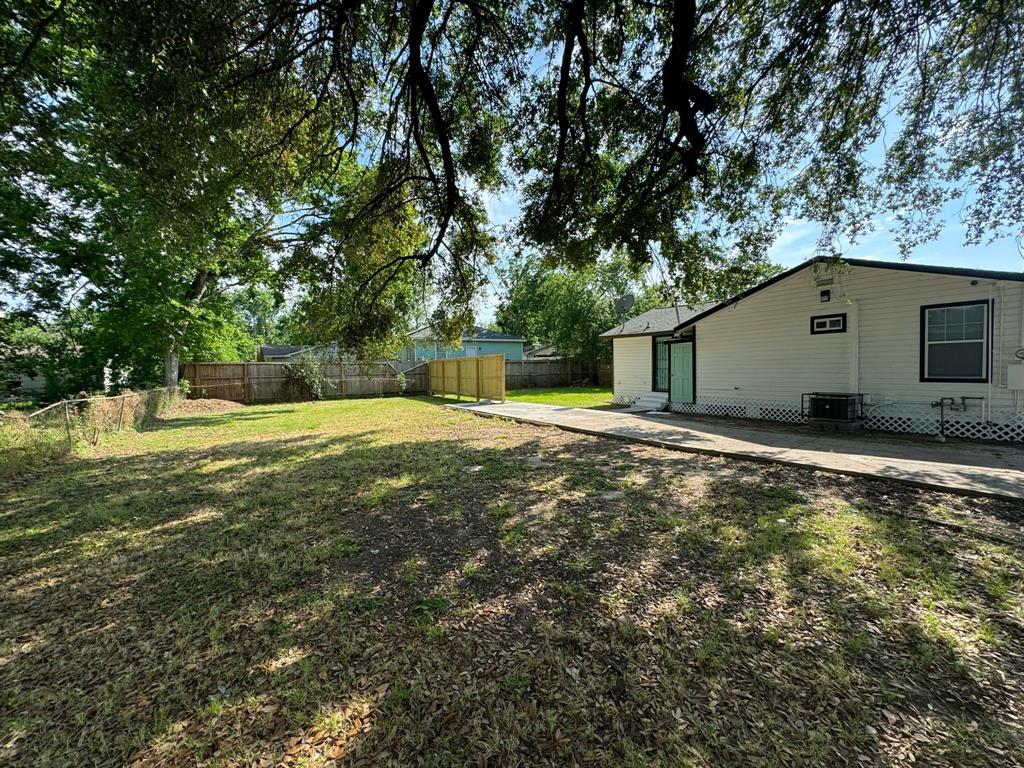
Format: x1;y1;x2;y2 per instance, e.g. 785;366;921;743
764;211;1024;273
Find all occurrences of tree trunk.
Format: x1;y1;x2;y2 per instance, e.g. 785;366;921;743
164;270;209;388
163;344;180;387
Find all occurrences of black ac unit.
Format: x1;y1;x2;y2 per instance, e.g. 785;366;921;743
802;392;864;423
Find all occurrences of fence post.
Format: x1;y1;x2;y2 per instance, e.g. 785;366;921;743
63;400;73;444
116;395;126;431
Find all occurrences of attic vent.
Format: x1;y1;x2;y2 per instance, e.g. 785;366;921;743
814;276;834;287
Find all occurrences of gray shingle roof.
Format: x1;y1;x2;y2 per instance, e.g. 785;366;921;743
599;304;708;338
409;326;524;342
259;345;307;357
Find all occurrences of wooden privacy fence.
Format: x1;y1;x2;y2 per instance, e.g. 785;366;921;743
504;359;613;389
505;359;570;389
182;362;429;403
428;354;505;401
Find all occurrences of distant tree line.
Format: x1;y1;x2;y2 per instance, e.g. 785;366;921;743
494;252;779;373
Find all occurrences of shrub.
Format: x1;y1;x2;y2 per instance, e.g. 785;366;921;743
283;354;329;400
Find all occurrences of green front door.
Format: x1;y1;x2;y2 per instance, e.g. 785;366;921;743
670;342;693;403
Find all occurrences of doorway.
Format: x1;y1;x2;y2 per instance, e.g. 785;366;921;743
670;341;694;403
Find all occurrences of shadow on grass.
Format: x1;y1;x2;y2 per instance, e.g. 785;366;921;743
150;407;301;431
1;404;1021;766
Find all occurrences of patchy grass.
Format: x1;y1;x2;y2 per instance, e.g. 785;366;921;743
506;386;617;409
0;416;69;480
1;397;1022;766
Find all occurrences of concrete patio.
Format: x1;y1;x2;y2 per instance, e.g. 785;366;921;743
449;400;1024;501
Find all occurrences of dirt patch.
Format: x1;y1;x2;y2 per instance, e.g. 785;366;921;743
159;398;243;417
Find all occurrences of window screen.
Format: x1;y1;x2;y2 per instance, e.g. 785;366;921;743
653;337;670;391
922;302;988;381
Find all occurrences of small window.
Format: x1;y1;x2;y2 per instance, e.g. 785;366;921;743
921;301;989;382
652;336;670;391
810;313;846;334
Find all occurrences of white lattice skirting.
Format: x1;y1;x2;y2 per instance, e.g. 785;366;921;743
612;390;645;406
665;397;1024;442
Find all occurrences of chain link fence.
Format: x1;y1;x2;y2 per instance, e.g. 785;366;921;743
0;387;181;478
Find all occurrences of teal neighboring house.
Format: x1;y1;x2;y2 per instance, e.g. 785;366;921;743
401;326;525;362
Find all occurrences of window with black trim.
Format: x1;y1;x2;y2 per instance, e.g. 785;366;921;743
652;336;670;391
921;300;989;382
810;313;846;335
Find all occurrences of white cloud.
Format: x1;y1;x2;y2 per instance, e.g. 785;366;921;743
765;218;821;266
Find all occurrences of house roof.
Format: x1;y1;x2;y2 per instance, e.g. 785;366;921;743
672;257;1024;333
409;326;525;342
259;344;308;358
600;304;707;338
524;343;562;358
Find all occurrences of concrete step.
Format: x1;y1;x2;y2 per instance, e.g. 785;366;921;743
628;392;669;412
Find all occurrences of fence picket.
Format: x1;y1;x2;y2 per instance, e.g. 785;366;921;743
427;354;505;402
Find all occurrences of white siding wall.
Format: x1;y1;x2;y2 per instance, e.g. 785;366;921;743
687;264;1024;438
612;336;652;404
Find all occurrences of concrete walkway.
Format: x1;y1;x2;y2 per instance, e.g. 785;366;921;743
449;401;1024;501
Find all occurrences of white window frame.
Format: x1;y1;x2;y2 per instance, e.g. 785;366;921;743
920;300;990;383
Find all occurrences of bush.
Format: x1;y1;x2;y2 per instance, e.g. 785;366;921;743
283;355;329;400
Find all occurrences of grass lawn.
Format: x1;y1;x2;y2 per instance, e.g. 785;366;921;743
505;385;616;409
2;397;1023;766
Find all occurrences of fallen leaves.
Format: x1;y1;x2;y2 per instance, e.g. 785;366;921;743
2;398;1022;766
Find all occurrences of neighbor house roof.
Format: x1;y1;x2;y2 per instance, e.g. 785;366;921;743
259;344;308;358
671;256;1024;334
524;343;562;358
409;326;525;342
599;304;708;338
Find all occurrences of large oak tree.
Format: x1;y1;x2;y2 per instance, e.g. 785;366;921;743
2;0;1021;380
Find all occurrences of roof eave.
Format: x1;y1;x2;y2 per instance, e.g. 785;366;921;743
671;256;1024;334
600;330;673;339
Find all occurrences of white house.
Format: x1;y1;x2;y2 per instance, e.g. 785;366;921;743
602;258;1024;442
599;303;709;411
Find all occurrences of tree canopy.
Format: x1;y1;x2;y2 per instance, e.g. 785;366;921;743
2;0;1021;387
495;253;662;369
495;250;779;369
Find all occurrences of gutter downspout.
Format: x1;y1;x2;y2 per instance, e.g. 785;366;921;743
998;282;1005;385
988;281;994;424
848;299;860;394
1019;282;1024;413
